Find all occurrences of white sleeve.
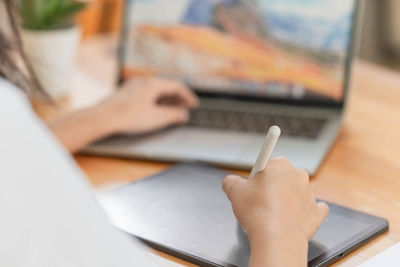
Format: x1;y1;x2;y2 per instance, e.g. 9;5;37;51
0;80;160;267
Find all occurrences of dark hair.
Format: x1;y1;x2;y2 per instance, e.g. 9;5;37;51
0;0;49;99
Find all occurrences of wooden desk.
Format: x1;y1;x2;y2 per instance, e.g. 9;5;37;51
70;36;400;266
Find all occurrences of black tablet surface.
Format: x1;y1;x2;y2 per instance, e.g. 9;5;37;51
98;163;388;267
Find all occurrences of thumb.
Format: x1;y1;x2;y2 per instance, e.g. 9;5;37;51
156;107;189;127
316;202;330;224
222;175;247;201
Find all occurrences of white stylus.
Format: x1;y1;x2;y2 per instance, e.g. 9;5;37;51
249;126;281;179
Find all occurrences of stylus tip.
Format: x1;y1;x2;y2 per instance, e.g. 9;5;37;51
268;126;281;137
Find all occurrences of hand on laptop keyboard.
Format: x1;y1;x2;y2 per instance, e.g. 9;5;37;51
99;78;199;135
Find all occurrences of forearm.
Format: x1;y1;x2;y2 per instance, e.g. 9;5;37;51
249;227;308;267
49;105;119;153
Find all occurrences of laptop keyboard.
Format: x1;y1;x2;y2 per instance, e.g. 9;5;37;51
188;107;327;139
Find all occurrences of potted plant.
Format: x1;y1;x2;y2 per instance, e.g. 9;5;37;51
16;0;86;99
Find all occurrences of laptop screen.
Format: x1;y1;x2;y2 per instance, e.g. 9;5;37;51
121;0;358;104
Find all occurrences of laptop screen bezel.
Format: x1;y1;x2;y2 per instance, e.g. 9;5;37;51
117;0;363;109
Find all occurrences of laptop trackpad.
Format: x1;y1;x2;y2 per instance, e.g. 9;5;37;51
159;128;253;160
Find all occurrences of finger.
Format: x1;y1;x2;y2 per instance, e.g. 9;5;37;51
296;168;310;185
268;157;292;168
154;80;199;108
222;175;247;201
155;107;190;127
261;157;294;182
305;202;330;241
316;202;330;224
122;77;148;88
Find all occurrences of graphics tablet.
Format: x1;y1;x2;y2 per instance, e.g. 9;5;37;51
98;163;388;267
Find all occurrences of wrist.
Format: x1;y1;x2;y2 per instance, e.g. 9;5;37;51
248;224;308;247
248;225;308;267
49;105;122;153
245;212;307;243
90;103;125;135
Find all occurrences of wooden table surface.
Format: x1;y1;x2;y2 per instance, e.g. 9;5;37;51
65;36;400;266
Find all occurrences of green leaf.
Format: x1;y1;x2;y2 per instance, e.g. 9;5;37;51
18;0;37;29
16;0;87;30
47;2;86;29
36;0;60;29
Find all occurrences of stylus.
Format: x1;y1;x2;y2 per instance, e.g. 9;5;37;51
249;126;281;179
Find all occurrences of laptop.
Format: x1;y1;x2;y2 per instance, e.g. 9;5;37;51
85;0;364;175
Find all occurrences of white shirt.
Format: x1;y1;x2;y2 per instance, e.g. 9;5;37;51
0;79;162;266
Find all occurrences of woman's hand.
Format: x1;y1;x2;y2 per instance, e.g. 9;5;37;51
50;78;198;153
99;78;199;135
222;157;329;267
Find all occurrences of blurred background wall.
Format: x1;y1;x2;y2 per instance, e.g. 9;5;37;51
360;0;400;69
76;0;400;70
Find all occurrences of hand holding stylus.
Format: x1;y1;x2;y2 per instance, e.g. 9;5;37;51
223;128;329;267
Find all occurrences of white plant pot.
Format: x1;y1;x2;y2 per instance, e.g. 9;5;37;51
21;26;81;99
